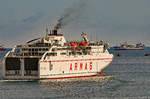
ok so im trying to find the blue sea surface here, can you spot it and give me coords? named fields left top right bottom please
left=0, top=48, right=150, bottom=99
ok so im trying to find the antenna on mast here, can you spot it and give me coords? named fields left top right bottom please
left=46, top=25, right=49, bottom=35
left=81, top=32, right=89, bottom=43
left=48, top=25, right=51, bottom=34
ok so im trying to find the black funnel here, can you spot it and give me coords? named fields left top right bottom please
left=53, top=30, right=57, bottom=35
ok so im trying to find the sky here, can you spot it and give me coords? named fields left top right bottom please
left=0, top=0, right=150, bottom=47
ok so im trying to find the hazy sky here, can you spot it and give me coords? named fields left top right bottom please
left=0, top=0, right=150, bottom=47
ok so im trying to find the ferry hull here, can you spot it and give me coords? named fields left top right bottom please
left=2, top=55, right=113, bottom=80
left=39, top=55, right=113, bottom=80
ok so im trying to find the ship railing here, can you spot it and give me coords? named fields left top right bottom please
left=5, top=70, right=38, bottom=76
left=7, top=51, right=45, bottom=57
left=7, top=52, right=23, bottom=57
left=5, top=70, right=21, bottom=76
left=24, top=70, right=38, bottom=76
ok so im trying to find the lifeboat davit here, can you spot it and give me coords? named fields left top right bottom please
left=79, top=42, right=88, bottom=46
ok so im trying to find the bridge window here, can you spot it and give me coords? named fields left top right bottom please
left=60, top=53, right=67, bottom=55
left=46, top=53, right=57, bottom=56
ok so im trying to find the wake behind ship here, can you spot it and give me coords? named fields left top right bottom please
left=2, top=28, right=113, bottom=80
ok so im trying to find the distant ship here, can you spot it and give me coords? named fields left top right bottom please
left=0, top=44, right=5, bottom=51
left=113, top=42, right=145, bottom=50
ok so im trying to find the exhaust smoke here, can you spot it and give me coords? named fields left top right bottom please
left=54, top=0, right=89, bottom=30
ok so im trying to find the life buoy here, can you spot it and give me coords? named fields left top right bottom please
left=117, top=52, right=121, bottom=56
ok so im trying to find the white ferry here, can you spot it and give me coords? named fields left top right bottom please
left=2, top=29, right=113, bottom=80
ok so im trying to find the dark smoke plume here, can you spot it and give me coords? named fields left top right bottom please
left=54, top=0, right=88, bottom=30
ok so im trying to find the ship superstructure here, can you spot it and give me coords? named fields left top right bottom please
left=2, top=29, right=113, bottom=80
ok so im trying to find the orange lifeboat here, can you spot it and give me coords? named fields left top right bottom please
left=79, top=42, right=88, bottom=46
left=70, top=42, right=80, bottom=50
left=70, top=42, right=78, bottom=47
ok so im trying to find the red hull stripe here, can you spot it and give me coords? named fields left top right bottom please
left=56, top=35, right=63, bottom=37
left=40, top=58, right=113, bottom=63
left=0, top=48, right=5, bottom=50
left=42, top=75, right=99, bottom=79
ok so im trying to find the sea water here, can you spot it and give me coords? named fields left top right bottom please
left=0, top=48, right=150, bottom=99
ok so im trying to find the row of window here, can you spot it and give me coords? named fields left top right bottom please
left=45, top=51, right=90, bottom=57
left=21, top=48, right=49, bottom=52
left=23, top=53, right=44, bottom=56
